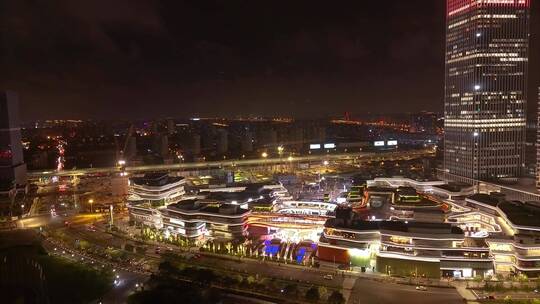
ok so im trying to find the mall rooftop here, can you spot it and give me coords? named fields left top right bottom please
left=167, top=199, right=250, bottom=216
left=467, top=193, right=540, bottom=228
left=325, top=218, right=463, bottom=235
left=498, top=201, right=540, bottom=228
left=130, top=172, right=184, bottom=187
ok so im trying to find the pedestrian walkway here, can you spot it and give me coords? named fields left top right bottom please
left=452, top=282, right=480, bottom=304
left=342, top=277, right=357, bottom=303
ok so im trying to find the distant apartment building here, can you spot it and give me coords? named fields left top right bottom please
left=444, top=0, right=530, bottom=180
left=409, top=112, right=437, bottom=134
left=216, top=129, right=228, bottom=154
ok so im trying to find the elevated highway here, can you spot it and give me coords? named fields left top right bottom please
left=28, top=149, right=434, bottom=178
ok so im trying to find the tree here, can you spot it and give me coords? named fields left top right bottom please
left=235, top=275, right=244, bottom=285
left=158, top=261, right=176, bottom=276
left=193, top=268, right=216, bottom=285
left=220, top=275, right=237, bottom=288
left=473, top=276, right=484, bottom=288
left=327, top=291, right=345, bottom=304
left=225, top=243, right=233, bottom=254
left=283, top=283, right=298, bottom=297
left=305, top=286, right=320, bottom=301
left=77, top=240, right=91, bottom=251
left=318, top=286, right=328, bottom=299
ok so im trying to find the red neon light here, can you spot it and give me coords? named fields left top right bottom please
left=447, top=0, right=530, bottom=17
left=0, top=149, right=12, bottom=159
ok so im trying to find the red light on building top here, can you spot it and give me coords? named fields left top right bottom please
left=447, top=0, right=530, bottom=17
left=0, top=149, right=12, bottom=159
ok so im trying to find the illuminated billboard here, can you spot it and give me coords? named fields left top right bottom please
left=387, top=140, right=398, bottom=146
left=309, top=144, right=321, bottom=150
left=374, top=141, right=385, bottom=147
left=323, top=143, right=336, bottom=149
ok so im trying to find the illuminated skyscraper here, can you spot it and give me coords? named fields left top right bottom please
left=444, top=0, right=530, bottom=180
left=537, top=87, right=540, bottom=188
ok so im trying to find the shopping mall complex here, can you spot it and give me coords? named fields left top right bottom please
left=127, top=173, right=540, bottom=279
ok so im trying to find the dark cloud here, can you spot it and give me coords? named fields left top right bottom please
left=0, top=0, right=538, bottom=121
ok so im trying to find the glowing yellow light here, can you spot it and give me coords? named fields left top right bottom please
left=348, top=248, right=370, bottom=258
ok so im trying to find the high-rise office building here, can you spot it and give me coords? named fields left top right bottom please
left=537, top=87, right=540, bottom=188
left=444, top=0, right=530, bottom=180
left=0, top=91, right=27, bottom=186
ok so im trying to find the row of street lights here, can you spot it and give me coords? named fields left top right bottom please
left=260, top=146, right=331, bottom=165
left=261, top=146, right=293, bottom=161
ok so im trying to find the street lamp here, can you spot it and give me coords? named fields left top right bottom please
left=261, top=152, right=268, bottom=158
left=88, top=199, right=94, bottom=213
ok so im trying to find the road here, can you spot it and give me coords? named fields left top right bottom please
left=100, top=270, right=147, bottom=304
left=28, top=149, right=433, bottom=178
left=347, top=277, right=463, bottom=304
left=17, top=212, right=103, bottom=229
left=194, top=254, right=463, bottom=304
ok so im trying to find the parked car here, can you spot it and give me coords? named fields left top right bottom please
left=415, top=286, right=427, bottom=291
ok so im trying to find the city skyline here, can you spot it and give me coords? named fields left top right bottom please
left=3, top=1, right=540, bottom=304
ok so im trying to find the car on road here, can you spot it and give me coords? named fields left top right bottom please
left=323, top=274, right=334, bottom=280
left=415, top=286, right=427, bottom=291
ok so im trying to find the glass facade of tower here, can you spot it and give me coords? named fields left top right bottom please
left=444, top=0, right=530, bottom=180
left=537, top=87, right=540, bottom=188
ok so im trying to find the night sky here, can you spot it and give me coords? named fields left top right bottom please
left=1, top=0, right=539, bottom=121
